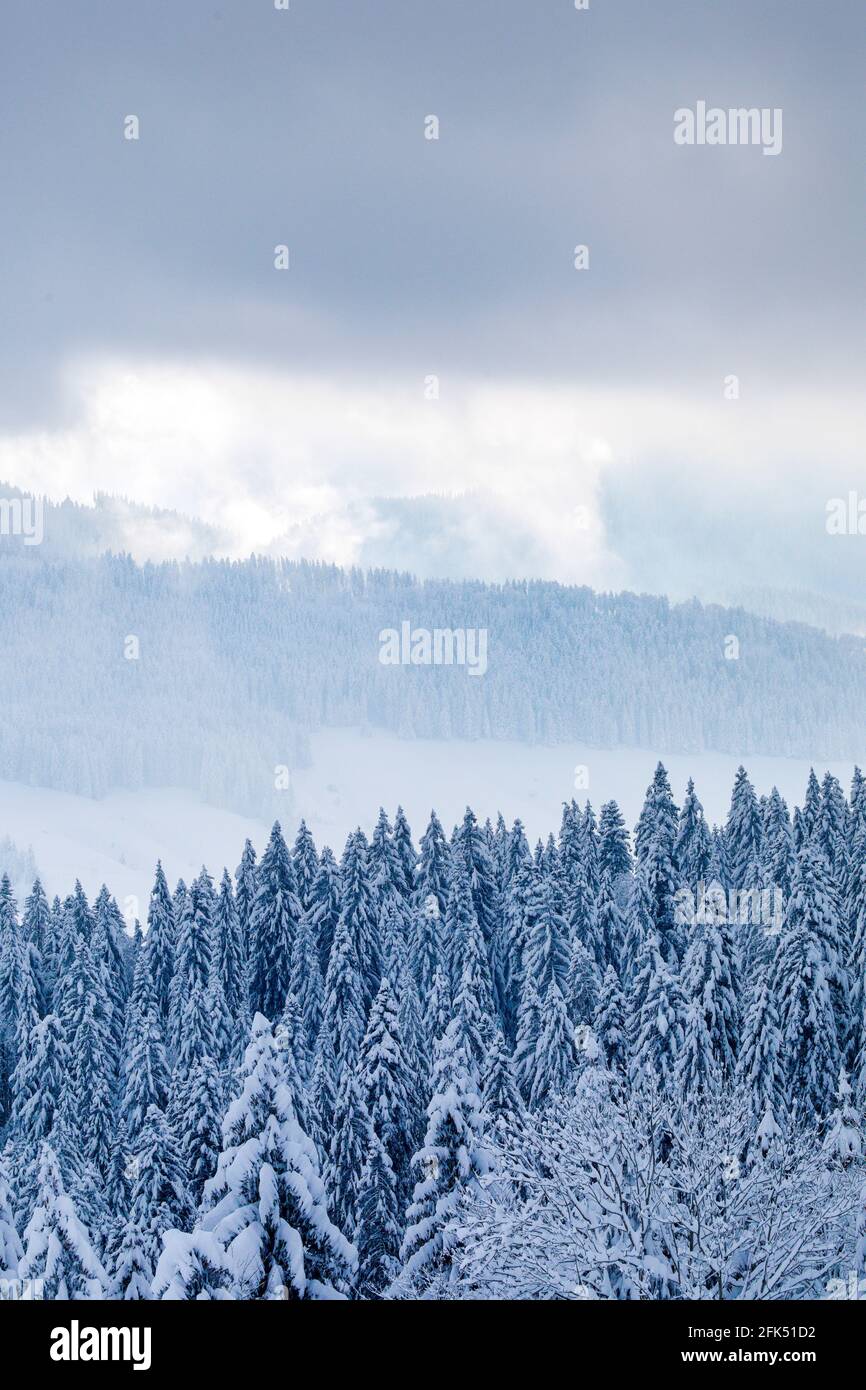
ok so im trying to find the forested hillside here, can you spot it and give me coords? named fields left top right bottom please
left=2, top=545, right=865, bottom=817
left=0, top=763, right=864, bottom=1300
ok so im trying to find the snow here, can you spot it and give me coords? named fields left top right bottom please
left=0, top=731, right=859, bottom=911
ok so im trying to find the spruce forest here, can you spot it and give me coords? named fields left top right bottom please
left=1, top=761, right=865, bottom=1301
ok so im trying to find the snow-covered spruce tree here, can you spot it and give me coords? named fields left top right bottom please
left=307, top=844, right=342, bottom=978
left=121, top=955, right=170, bottom=1144
left=599, top=799, right=632, bottom=883
left=292, top=819, right=320, bottom=914
left=234, top=837, right=258, bottom=964
left=338, top=829, right=381, bottom=1012
left=675, top=1001, right=722, bottom=1101
left=181, top=1055, right=224, bottom=1205
left=309, top=1023, right=338, bottom=1162
left=359, top=975, right=415, bottom=1206
left=762, top=787, right=795, bottom=901
left=152, top=1228, right=233, bottom=1299
left=529, top=980, right=577, bottom=1110
left=0, top=1151, right=22, bottom=1275
left=211, top=869, right=245, bottom=1022
left=522, top=865, right=570, bottom=999
left=772, top=840, right=844, bottom=1122
left=822, top=1069, right=862, bottom=1168
left=594, top=870, right=625, bottom=976
left=414, top=811, right=451, bottom=920
left=566, top=934, right=600, bottom=1027
left=144, top=861, right=175, bottom=1026
left=119, top=1102, right=193, bottom=1292
left=674, top=778, right=712, bottom=888
left=736, top=970, right=786, bottom=1120
left=0, top=889, right=22, bottom=1128
left=18, top=1143, right=107, bottom=1299
left=392, top=806, right=418, bottom=900
left=513, top=974, right=543, bottom=1103
left=247, top=823, right=302, bottom=1022
left=479, top=1030, right=524, bottom=1133
left=370, top=807, right=410, bottom=906
left=326, top=1065, right=372, bottom=1241
left=289, top=909, right=324, bottom=1058
left=355, top=1131, right=401, bottom=1299
left=197, top=1014, right=355, bottom=1299
left=620, top=865, right=652, bottom=983
left=276, top=992, right=312, bottom=1124
left=578, top=802, right=600, bottom=895
left=635, top=764, right=684, bottom=964
left=169, top=870, right=213, bottom=1057
left=594, top=964, right=628, bottom=1073
left=725, top=766, right=764, bottom=891
left=322, top=913, right=367, bottom=1076
left=452, top=807, right=501, bottom=984
left=680, top=908, right=740, bottom=1078
left=629, top=930, right=686, bottom=1092
left=394, top=1018, right=488, bottom=1296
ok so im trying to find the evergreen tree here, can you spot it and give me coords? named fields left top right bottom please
left=674, top=779, right=712, bottom=887
left=725, top=767, right=764, bottom=891
left=355, top=1132, right=401, bottom=1299
left=322, top=916, right=366, bottom=1075
left=772, top=841, right=843, bottom=1122
left=307, top=845, right=342, bottom=978
left=396, top=1020, right=487, bottom=1293
left=594, top=965, right=628, bottom=1073
left=234, top=838, right=258, bottom=963
left=528, top=980, right=577, bottom=1110
left=338, top=830, right=381, bottom=1011
left=599, top=800, right=632, bottom=882
left=248, top=824, right=302, bottom=1022
left=359, top=976, right=415, bottom=1205
left=292, top=820, right=320, bottom=913
left=737, top=971, right=785, bottom=1119
left=18, top=1143, right=107, bottom=1299
left=566, top=936, right=600, bottom=1026
left=414, top=811, right=451, bottom=919
left=199, top=1014, right=355, bottom=1299
left=144, top=862, right=175, bottom=1025
left=327, top=1066, right=372, bottom=1238
left=392, top=806, right=418, bottom=900
left=0, top=1152, right=22, bottom=1275
left=211, top=870, right=245, bottom=1021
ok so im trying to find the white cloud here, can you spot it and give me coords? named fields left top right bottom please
left=0, top=354, right=863, bottom=588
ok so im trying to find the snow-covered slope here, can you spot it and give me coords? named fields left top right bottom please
left=0, top=729, right=856, bottom=914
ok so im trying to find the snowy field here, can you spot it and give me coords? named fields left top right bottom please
left=0, top=728, right=858, bottom=914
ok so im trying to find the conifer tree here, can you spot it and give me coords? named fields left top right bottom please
left=292, top=819, right=320, bottom=913
left=247, top=824, right=302, bottom=1022
left=529, top=980, right=577, bottom=1110
left=327, top=1066, right=372, bottom=1238
left=307, top=845, right=342, bottom=978
left=355, top=1131, right=401, bottom=1299
left=144, top=861, right=175, bottom=1025
left=234, top=838, right=258, bottom=963
left=359, top=976, right=415, bottom=1205
left=338, top=830, right=381, bottom=1011
left=18, top=1143, right=107, bottom=1299
left=397, top=1020, right=487, bottom=1294
left=392, top=806, right=418, bottom=900
left=198, top=1014, right=355, bottom=1299
left=594, top=965, right=628, bottom=1073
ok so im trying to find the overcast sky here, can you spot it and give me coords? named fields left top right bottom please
left=1, top=0, right=864, bottom=597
